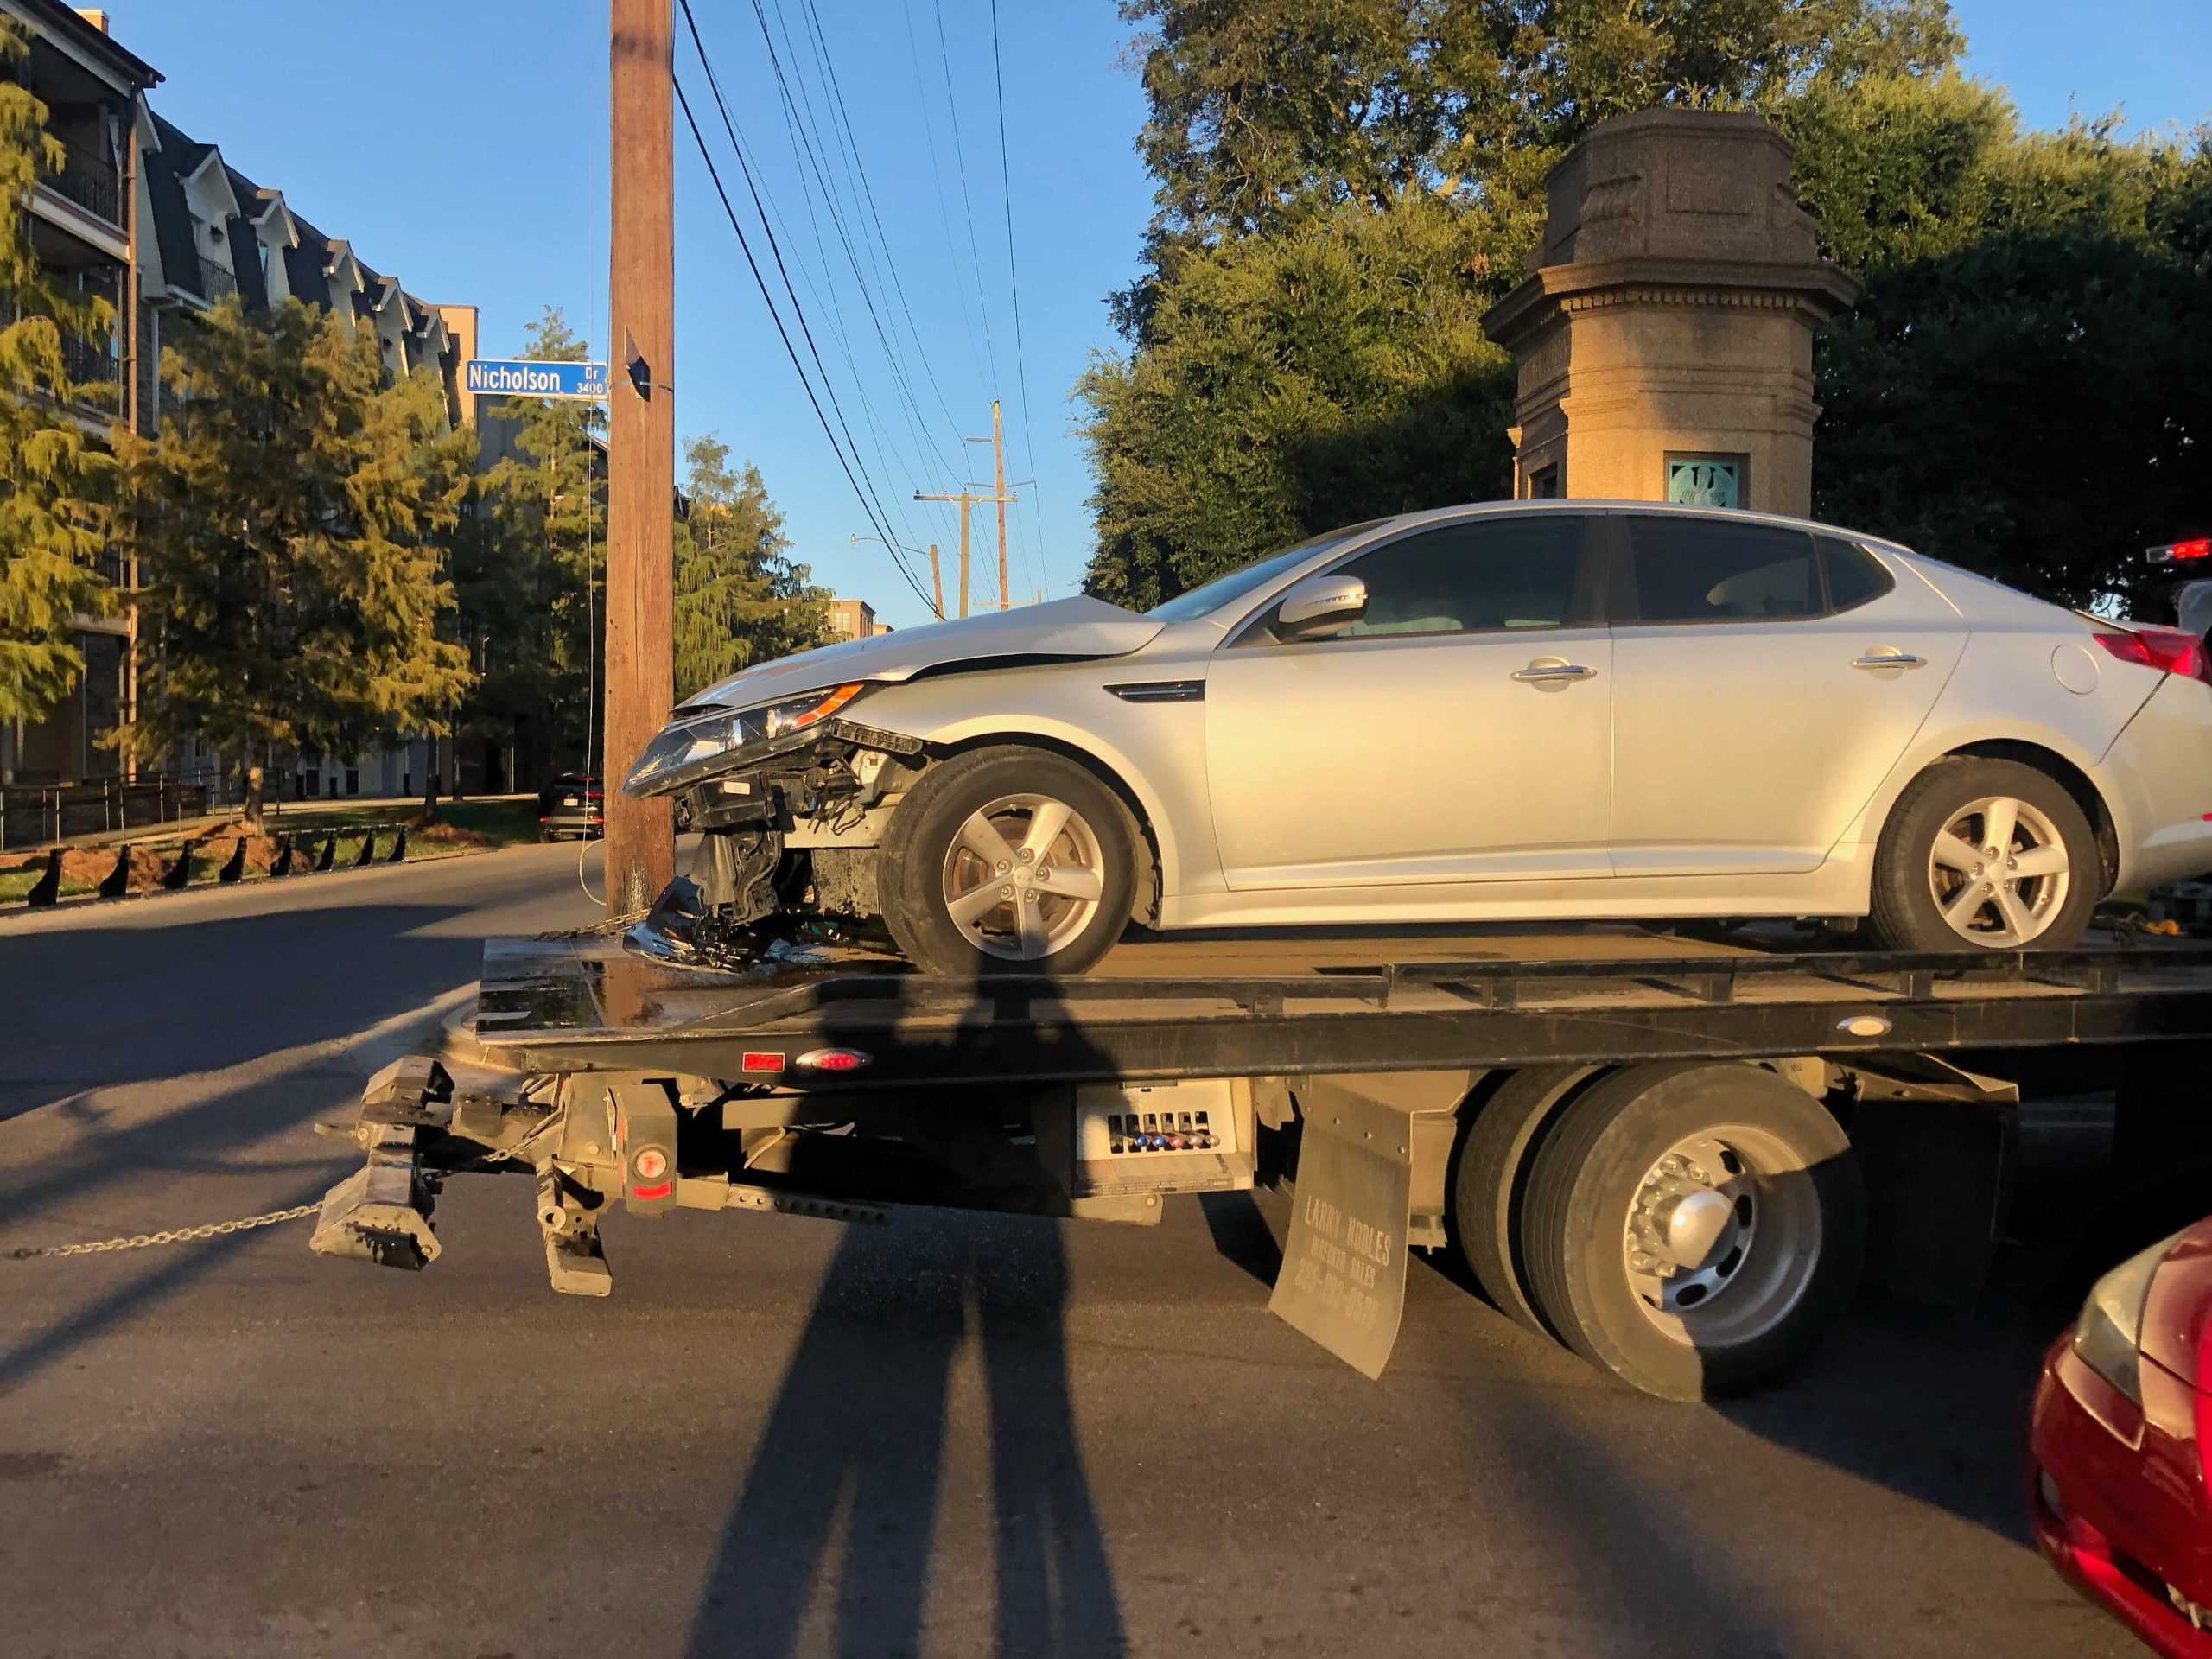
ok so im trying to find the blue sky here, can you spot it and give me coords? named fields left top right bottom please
left=112, top=1, right=2211, bottom=629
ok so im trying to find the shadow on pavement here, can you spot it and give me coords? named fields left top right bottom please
left=685, top=1215, right=1124, bottom=1659
left=0, top=905, right=485, bottom=1116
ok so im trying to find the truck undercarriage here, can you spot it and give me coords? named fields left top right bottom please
left=308, top=923, right=2212, bottom=1400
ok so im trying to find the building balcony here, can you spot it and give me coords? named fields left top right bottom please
left=42, top=135, right=121, bottom=227
left=179, top=255, right=237, bottom=306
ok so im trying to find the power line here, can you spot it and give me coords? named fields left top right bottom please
left=671, top=69, right=933, bottom=612
left=987, top=0, right=1048, bottom=599
left=677, top=1, right=944, bottom=607
left=933, top=0, right=1000, bottom=391
left=753, top=0, right=963, bottom=492
left=796, top=0, right=968, bottom=442
left=900, top=0, right=991, bottom=409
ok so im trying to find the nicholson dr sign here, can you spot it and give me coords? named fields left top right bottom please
left=463, top=359, right=609, bottom=401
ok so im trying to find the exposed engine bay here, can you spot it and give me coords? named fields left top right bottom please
left=635, top=715, right=924, bottom=970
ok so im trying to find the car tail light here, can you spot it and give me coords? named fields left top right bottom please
left=2094, top=627, right=2212, bottom=685
left=2072, top=1231, right=2183, bottom=1403
left=2147, top=537, right=2212, bottom=566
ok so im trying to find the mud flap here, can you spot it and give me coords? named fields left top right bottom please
left=1266, top=1080, right=1411, bottom=1378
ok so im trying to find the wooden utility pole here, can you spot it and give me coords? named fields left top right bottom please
left=991, top=398, right=1007, bottom=611
left=605, top=0, right=676, bottom=916
left=918, top=400, right=1020, bottom=620
left=928, top=543, right=943, bottom=622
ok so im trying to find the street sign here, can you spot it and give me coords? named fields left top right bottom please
left=463, top=358, right=609, bottom=401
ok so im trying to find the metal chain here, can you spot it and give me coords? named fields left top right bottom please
left=6, top=1202, right=323, bottom=1262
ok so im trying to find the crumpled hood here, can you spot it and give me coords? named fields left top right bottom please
left=679, top=594, right=1164, bottom=711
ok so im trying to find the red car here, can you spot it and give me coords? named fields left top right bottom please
left=2031, top=1216, right=2212, bottom=1656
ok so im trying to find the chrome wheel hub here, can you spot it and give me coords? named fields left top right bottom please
left=941, top=793, right=1106, bottom=961
left=1926, top=795, right=2070, bottom=947
left=1621, top=1125, right=1822, bottom=1347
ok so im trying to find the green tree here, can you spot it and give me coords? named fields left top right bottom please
left=1810, top=121, right=2212, bottom=612
left=1081, top=195, right=1516, bottom=612
left=118, top=297, right=474, bottom=824
left=1087, top=1, right=2211, bottom=613
left=468, top=307, right=605, bottom=783
left=1114, top=0, right=1961, bottom=333
left=0, top=15, right=118, bottom=728
left=672, top=434, right=827, bottom=697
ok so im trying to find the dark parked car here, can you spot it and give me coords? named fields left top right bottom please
left=2031, top=1213, right=2212, bottom=1656
left=537, top=774, right=603, bottom=842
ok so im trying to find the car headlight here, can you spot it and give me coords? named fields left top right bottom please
left=2071, top=1229, right=2183, bottom=1403
left=621, top=683, right=867, bottom=798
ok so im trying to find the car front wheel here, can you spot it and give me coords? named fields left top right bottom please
left=877, top=746, right=1137, bottom=976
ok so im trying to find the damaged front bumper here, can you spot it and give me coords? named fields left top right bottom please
left=628, top=713, right=921, bottom=832
left=627, top=715, right=925, bottom=969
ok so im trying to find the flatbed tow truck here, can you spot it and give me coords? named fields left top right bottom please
left=308, top=917, right=2212, bottom=1402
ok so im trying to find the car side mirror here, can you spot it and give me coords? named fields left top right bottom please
left=1274, top=574, right=1367, bottom=640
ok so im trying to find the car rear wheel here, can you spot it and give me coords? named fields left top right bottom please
left=1867, top=758, right=2100, bottom=952
left=877, top=747, right=1137, bottom=976
left=1518, top=1061, right=1864, bottom=1401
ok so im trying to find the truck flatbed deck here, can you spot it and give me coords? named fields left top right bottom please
left=474, top=925, right=2212, bottom=1084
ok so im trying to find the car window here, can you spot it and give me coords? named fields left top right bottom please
left=1313, top=516, right=1587, bottom=639
left=1619, top=517, right=1820, bottom=624
left=1818, top=536, right=1894, bottom=613
left=1143, top=520, right=1387, bottom=622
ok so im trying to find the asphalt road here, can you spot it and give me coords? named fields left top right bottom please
left=0, top=846, right=2131, bottom=1658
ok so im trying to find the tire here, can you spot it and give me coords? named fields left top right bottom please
left=1518, top=1061, right=1865, bottom=1402
left=877, top=746, right=1138, bottom=976
left=1451, top=1065, right=1605, bottom=1336
left=1867, top=758, right=2099, bottom=952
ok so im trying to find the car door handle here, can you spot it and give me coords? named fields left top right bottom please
left=1851, top=652, right=1926, bottom=670
left=1510, top=663, right=1598, bottom=682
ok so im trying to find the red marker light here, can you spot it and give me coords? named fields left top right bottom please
left=632, top=1147, right=669, bottom=1182
left=741, top=1052, right=786, bottom=1073
left=2149, top=537, right=2212, bottom=564
left=795, top=1048, right=871, bottom=1074
left=630, top=1180, right=672, bottom=1201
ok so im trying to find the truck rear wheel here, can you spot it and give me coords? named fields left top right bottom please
left=1518, top=1062, right=1864, bottom=1402
left=1452, top=1065, right=1604, bottom=1336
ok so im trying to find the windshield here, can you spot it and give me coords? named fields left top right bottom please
left=1143, top=521, right=1387, bottom=622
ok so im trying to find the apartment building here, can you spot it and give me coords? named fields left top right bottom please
left=0, top=0, right=467, bottom=798
left=0, top=0, right=155, bottom=786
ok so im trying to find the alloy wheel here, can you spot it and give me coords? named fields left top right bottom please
left=1924, top=795, right=2071, bottom=947
left=939, top=792, right=1108, bottom=961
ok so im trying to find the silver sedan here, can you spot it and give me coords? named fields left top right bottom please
left=625, top=502, right=2212, bottom=974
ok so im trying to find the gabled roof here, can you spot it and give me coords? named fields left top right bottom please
left=225, top=215, right=267, bottom=310
left=139, top=117, right=201, bottom=298
left=282, top=215, right=332, bottom=309
left=13, top=0, right=162, bottom=90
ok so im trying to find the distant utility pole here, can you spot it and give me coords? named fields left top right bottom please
left=991, top=398, right=1007, bottom=612
left=917, top=398, right=1020, bottom=617
left=605, top=0, right=676, bottom=916
left=850, top=534, right=944, bottom=622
